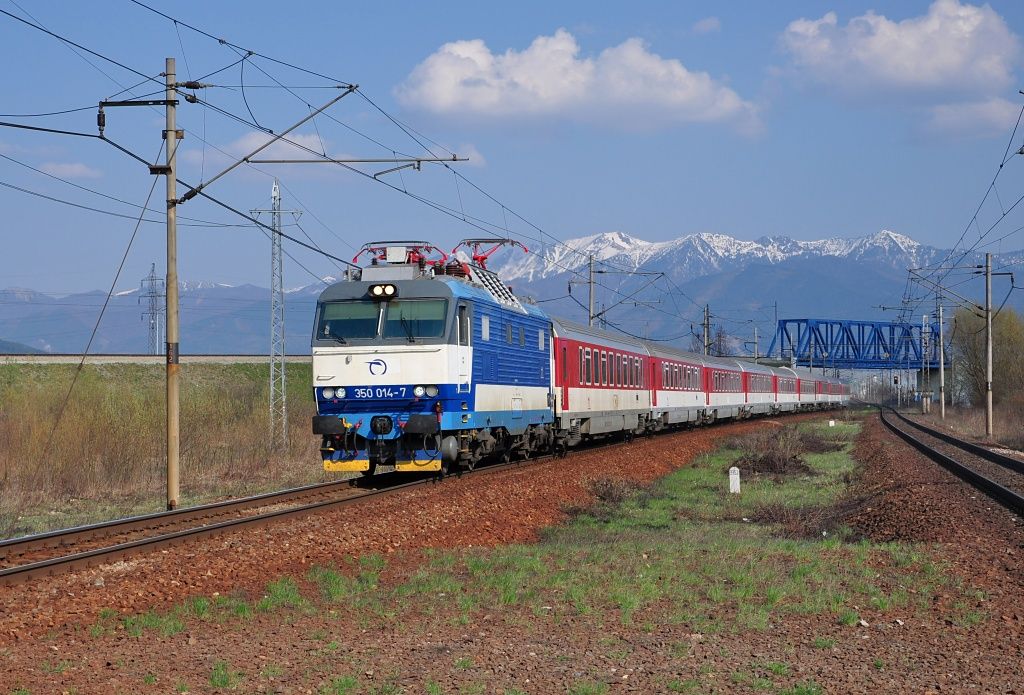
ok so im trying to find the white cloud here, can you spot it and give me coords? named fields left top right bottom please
left=781, top=0, right=1020, bottom=96
left=692, top=17, right=721, bottom=35
left=396, top=29, right=759, bottom=133
left=231, top=131, right=330, bottom=160
left=926, top=97, right=1021, bottom=136
left=38, top=162, right=101, bottom=179
left=455, top=143, right=486, bottom=168
left=181, top=131, right=330, bottom=166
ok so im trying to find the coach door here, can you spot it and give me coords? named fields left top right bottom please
left=457, top=303, right=471, bottom=393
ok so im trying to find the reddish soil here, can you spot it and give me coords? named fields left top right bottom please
left=3, top=411, right=1024, bottom=693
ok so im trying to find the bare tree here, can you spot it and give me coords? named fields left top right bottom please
left=712, top=325, right=730, bottom=357
left=949, top=307, right=1024, bottom=406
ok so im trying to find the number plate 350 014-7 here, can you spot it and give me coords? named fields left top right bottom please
left=350, top=386, right=409, bottom=399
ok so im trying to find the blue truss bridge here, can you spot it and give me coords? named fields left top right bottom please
left=765, top=318, right=945, bottom=370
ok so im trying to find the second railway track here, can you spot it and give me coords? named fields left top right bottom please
left=879, top=407, right=1024, bottom=516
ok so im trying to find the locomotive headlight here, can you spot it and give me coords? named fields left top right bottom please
left=424, top=385, right=438, bottom=397
left=336, top=387, right=346, bottom=399
left=322, top=387, right=336, bottom=399
left=413, top=385, right=426, bottom=398
left=369, top=284, right=397, bottom=300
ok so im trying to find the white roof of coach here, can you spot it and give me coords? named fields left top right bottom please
left=549, top=317, right=650, bottom=354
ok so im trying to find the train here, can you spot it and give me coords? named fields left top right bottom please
left=311, top=240, right=849, bottom=475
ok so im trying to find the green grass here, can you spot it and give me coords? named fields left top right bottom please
left=568, top=682, right=609, bottom=695
left=122, top=610, right=184, bottom=637
left=321, top=675, right=359, bottom=694
left=257, top=577, right=307, bottom=612
left=812, top=636, right=836, bottom=649
left=209, top=660, right=242, bottom=689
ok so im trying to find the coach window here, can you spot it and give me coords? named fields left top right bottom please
left=585, top=348, right=592, bottom=384
left=600, top=352, right=606, bottom=385
left=481, top=315, right=490, bottom=341
left=458, top=305, right=470, bottom=346
left=561, top=346, right=567, bottom=382
left=578, top=347, right=583, bottom=385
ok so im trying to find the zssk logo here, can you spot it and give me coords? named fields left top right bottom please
left=367, top=359, right=388, bottom=376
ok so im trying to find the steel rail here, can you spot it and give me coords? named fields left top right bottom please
left=0, top=477, right=368, bottom=562
left=879, top=409, right=1024, bottom=517
left=0, top=477, right=428, bottom=586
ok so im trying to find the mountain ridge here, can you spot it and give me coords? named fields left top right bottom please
left=1, top=230, right=1020, bottom=353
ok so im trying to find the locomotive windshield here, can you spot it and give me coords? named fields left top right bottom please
left=381, top=299, right=448, bottom=339
left=317, top=301, right=380, bottom=340
left=316, top=299, right=449, bottom=342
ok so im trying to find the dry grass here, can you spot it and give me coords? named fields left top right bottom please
left=919, top=397, right=1024, bottom=451
left=0, top=362, right=327, bottom=538
left=727, top=428, right=814, bottom=477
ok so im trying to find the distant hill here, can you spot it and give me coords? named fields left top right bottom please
left=0, top=338, right=43, bottom=354
left=1, top=230, right=1020, bottom=354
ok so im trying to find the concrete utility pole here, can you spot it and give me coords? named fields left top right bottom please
left=921, top=313, right=929, bottom=415
left=985, top=252, right=993, bottom=438
left=703, top=305, right=710, bottom=356
left=938, top=304, right=945, bottom=420
left=165, top=57, right=180, bottom=510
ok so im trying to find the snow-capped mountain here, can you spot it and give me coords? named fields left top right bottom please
left=490, top=229, right=935, bottom=284
left=1, top=230, right=1021, bottom=353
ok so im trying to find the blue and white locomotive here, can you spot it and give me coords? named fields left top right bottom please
left=312, top=240, right=554, bottom=474
left=311, top=240, right=849, bottom=475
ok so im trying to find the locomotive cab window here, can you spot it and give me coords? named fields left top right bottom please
left=317, top=300, right=381, bottom=341
left=381, top=299, right=449, bottom=340
left=457, top=305, right=470, bottom=346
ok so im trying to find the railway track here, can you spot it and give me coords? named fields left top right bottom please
left=0, top=410, right=839, bottom=587
left=879, top=407, right=1024, bottom=516
left=0, top=441, right=583, bottom=587
left=0, top=475, right=422, bottom=587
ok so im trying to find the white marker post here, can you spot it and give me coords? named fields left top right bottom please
left=729, top=466, right=741, bottom=494
left=829, top=419, right=835, bottom=427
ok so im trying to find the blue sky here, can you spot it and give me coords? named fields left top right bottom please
left=3, top=0, right=1024, bottom=294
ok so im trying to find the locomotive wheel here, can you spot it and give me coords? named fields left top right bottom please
left=360, top=461, right=378, bottom=477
